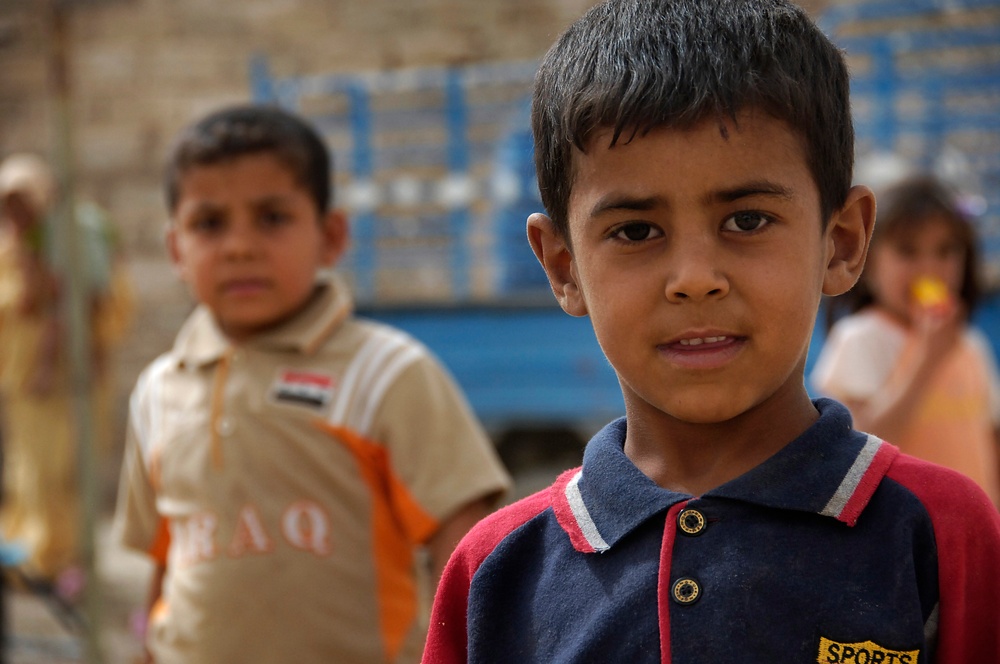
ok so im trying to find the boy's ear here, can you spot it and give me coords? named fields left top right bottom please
left=320, top=209, right=350, bottom=266
left=165, top=224, right=188, bottom=280
left=526, top=212, right=587, bottom=316
left=822, top=185, right=876, bottom=297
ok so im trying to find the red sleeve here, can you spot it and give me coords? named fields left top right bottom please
left=422, top=488, right=553, bottom=664
left=887, top=455, right=1000, bottom=662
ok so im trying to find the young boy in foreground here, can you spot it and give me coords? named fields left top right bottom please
left=114, top=105, right=511, bottom=663
left=422, top=1, right=1000, bottom=661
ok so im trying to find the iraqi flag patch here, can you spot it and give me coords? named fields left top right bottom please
left=271, top=370, right=336, bottom=408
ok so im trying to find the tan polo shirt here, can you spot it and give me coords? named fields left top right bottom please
left=114, top=277, right=511, bottom=664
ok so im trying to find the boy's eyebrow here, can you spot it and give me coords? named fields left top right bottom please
left=181, top=193, right=291, bottom=213
left=252, top=194, right=294, bottom=206
left=588, top=180, right=796, bottom=218
left=588, top=194, right=664, bottom=218
left=174, top=199, right=223, bottom=218
left=706, top=180, right=795, bottom=204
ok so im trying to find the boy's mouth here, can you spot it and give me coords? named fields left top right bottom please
left=658, top=333, right=746, bottom=369
left=677, top=335, right=729, bottom=347
left=665, top=329, right=741, bottom=347
left=222, top=278, right=270, bottom=295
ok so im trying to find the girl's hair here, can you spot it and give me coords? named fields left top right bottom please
left=826, top=174, right=981, bottom=328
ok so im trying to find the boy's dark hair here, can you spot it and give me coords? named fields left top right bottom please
left=532, top=0, right=853, bottom=238
left=826, top=174, right=981, bottom=327
left=165, top=104, right=331, bottom=215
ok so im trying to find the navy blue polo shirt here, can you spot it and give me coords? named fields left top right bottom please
left=424, top=399, right=1000, bottom=664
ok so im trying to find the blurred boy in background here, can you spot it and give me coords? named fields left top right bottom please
left=114, top=104, right=510, bottom=663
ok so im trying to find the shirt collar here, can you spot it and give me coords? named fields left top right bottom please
left=551, top=399, right=898, bottom=554
left=171, top=274, right=354, bottom=369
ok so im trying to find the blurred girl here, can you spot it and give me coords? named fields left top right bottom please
left=813, top=174, right=1000, bottom=507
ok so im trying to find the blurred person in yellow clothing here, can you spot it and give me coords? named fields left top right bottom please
left=0, top=152, right=133, bottom=596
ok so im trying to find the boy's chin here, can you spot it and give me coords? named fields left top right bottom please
left=218, top=315, right=291, bottom=342
left=666, top=405, right=748, bottom=426
left=656, top=391, right=776, bottom=426
left=655, top=382, right=813, bottom=431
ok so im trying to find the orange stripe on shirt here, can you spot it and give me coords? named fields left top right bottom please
left=148, top=516, right=171, bottom=565
left=317, top=421, right=439, bottom=662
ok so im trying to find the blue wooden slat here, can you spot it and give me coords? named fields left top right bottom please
left=821, top=0, right=1000, bottom=32
left=444, top=69, right=471, bottom=299
left=346, top=83, right=376, bottom=301
left=839, top=26, right=1000, bottom=53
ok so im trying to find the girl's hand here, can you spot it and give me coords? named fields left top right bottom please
left=911, top=296, right=962, bottom=365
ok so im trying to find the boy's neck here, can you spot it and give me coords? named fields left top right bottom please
left=216, top=282, right=327, bottom=346
left=622, top=384, right=819, bottom=497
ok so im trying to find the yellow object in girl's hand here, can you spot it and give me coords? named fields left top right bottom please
left=911, top=275, right=951, bottom=309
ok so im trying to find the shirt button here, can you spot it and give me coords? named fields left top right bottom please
left=216, top=417, right=235, bottom=437
left=672, top=577, right=701, bottom=605
left=678, top=508, right=707, bottom=536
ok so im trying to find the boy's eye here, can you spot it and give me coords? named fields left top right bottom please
left=722, top=211, right=771, bottom=233
left=612, top=222, right=662, bottom=242
left=259, top=209, right=291, bottom=228
left=191, top=214, right=224, bottom=233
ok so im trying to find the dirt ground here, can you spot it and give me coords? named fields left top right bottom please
left=4, top=517, right=152, bottom=664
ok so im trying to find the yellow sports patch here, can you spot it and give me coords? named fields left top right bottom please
left=817, top=637, right=919, bottom=663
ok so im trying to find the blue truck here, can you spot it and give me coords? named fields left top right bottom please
left=251, top=0, right=1000, bottom=452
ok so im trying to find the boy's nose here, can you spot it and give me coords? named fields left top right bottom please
left=666, top=280, right=728, bottom=303
left=664, top=245, right=730, bottom=303
left=220, top=227, right=259, bottom=258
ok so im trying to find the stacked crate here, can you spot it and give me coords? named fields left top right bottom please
left=252, top=57, right=541, bottom=304
left=822, top=0, right=1000, bottom=284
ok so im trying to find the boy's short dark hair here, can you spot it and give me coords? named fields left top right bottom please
left=165, top=104, right=331, bottom=215
left=532, top=0, right=853, bottom=237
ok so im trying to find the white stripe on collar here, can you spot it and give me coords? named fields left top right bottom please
left=566, top=469, right=610, bottom=552
left=820, top=433, right=883, bottom=520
